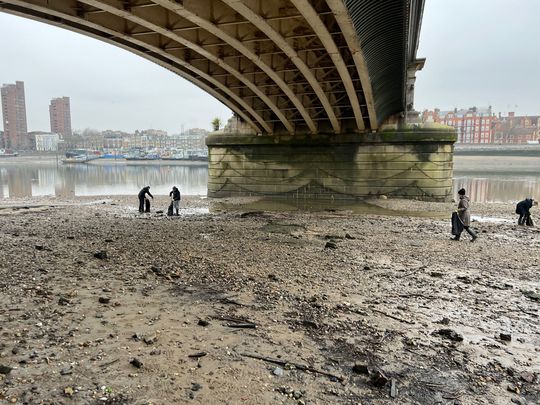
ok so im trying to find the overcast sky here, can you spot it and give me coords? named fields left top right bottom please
left=1, top=0, right=540, bottom=133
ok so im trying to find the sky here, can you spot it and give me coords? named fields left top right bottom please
left=415, top=0, right=540, bottom=115
left=1, top=0, right=540, bottom=133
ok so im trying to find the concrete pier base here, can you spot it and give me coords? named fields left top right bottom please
left=206, top=127, right=457, bottom=201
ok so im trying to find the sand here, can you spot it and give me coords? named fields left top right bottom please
left=0, top=195, right=539, bottom=404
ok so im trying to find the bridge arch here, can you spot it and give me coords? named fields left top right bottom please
left=0, top=0, right=424, bottom=135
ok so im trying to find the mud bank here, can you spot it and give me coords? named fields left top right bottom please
left=0, top=196, right=539, bottom=405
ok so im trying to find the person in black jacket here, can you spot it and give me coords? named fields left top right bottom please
left=138, top=186, right=153, bottom=213
left=169, top=186, right=181, bottom=216
left=516, top=198, right=538, bottom=226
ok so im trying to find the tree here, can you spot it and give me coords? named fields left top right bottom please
left=211, top=117, right=222, bottom=132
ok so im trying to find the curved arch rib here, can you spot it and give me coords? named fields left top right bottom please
left=150, top=0, right=316, bottom=134
left=0, top=0, right=263, bottom=133
left=325, top=0, right=377, bottom=130
left=290, top=0, right=365, bottom=131
left=220, top=0, right=339, bottom=133
left=78, top=0, right=292, bottom=133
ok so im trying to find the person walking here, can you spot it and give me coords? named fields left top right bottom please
left=169, top=186, right=181, bottom=216
left=452, top=188, right=478, bottom=242
left=138, top=186, right=153, bottom=213
left=516, top=198, right=537, bottom=226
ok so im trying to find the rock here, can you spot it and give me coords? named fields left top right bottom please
left=345, top=233, right=356, bottom=240
left=432, top=328, right=463, bottom=342
left=98, top=297, right=110, bottom=304
left=520, top=371, right=535, bottom=383
left=352, top=363, right=369, bottom=375
left=156, top=210, right=164, bottom=214
left=302, top=319, right=319, bottom=329
left=430, top=272, right=444, bottom=278
left=273, top=367, right=284, bottom=376
left=507, top=384, right=520, bottom=394
left=293, top=390, right=303, bottom=399
left=93, top=250, right=108, bottom=260
left=325, top=240, right=337, bottom=249
left=370, top=370, right=389, bottom=387
left=143, top=333, right=158, bottom=345
left=35, top=245, right=44, bottom=250
left=188, top=352, right=207, bottom=358
left=58, top=297, right=70, bottom=306
left=390, top=379, right=397, bottom=398
left=191, top=382, right=203, bottom=391
left=277, top=386, right=294, bottom=395
left=0, top=365, right=13, bottom=374
left=436, top=317, right=451, bottom=325
left=379, top=195, right=388, bottom=200
left=197, top=319, right=209, bottom=327
left=499, top=333, right=512, bottom=342
left=150, top=349, right=161, bottom=356
left=521, top=290, right=540, bottom=301
left=268, top=274, right=279, bottom=281
left=130, top=358, right=143, bottom=368
left=64, top=387, right=74, bottom=397
left=60, top=368, right=73, bottom=375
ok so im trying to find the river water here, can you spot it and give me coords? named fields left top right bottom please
left=0, top=155, right=539, bottom=203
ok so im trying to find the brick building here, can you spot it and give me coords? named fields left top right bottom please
left=49, top=97, right=72, bottom=137
left=423, top=107, right=495, bottom=144
left=492, top=113, right=539, bottom=144
left=1, top=81, right=29, bottom=150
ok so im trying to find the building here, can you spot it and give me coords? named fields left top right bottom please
left=1, top=81, right=29, bottom=150
left=49, top=96, right=72, bottom=137
left=492, top=113, right=539, bottom=144
left=422, top=107, right=495, bottom=144
left=29, top=131, right=60, bottom=151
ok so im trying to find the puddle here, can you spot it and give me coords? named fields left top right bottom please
left=211, top=198, right=448, bottom=219
left=471, top=215, right=514, bottom=224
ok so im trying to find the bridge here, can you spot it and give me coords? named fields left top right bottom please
left=0, top=0, right=456, bottom=200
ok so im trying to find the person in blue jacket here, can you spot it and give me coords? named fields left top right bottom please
left=516, top=198, right=537, bottom=226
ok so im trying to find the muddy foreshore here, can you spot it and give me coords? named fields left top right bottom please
left=0, top=196, right=539, bottom=405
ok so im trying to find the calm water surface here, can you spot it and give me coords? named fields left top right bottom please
left=0, top=158, right=539, bottom=203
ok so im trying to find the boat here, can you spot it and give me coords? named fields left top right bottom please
left=62, top=155, right=90, bottom=164
left=125, top=152, right=161, bottom=160
left=62, top=154, right=100, bottom=164
left=65, top=149, right=101, bottom=158
left=0, top=149, right=19, bottom=157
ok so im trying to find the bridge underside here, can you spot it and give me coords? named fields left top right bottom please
left=1, top=0, right=455, bottom=201
left=0, top=0, right=424, bottom=135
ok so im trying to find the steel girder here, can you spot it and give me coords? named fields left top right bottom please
left=0, top=0, right=425, bottom=134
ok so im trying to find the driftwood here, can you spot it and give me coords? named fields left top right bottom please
left=240, top=352, right=344, bottom=382
left=99, top=358, right=119, bottom=368
left=227, top=323, right=257, bottom=329
left=372, top=309, right=415, bottom=325
left=212, top=315, right=257, bottom=328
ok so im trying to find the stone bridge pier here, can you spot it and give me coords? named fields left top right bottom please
left=207, top=127, right=457, bottom=201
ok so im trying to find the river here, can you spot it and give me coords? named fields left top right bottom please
left=0, top=155, right=539, bottom=202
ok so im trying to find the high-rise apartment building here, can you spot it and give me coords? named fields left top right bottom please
left=1, top=81, right=29, bottom=150
left=49, top=96, right=72, bottom=137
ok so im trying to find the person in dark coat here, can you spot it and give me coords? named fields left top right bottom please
left=452, top=188, right=477, bottom=242
left=138, top=186, right=153, bottom=213
left=169, top=186, right=181, bottom=216
left=516, top=198, right=537, bottom=226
